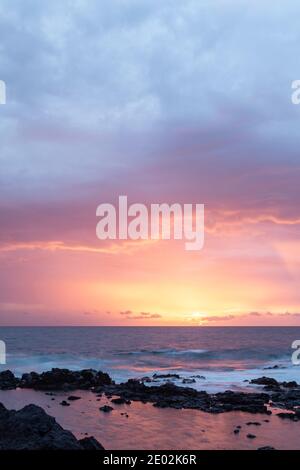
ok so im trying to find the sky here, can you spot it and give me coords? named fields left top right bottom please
left=0, top=0, right=300, bottom=326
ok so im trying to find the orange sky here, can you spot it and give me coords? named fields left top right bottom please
left=1, top=206, right=299, bottom=326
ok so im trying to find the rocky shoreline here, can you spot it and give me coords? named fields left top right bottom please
left=1, top=368, right=300, bottom=449
left=0, top=402, right=104, bottom=450
left=1, top=368, right=300, bottom=416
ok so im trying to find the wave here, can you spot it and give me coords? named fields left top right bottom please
left=116, top=348, right=208, bottom=358
left=115, top=347, right=291, bottom=362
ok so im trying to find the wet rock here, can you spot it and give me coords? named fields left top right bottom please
left=277, top=412, right=299, bottom=421
left=250, top=377, right=279, bottom=386
left=99, top=380, right=270, bottom=414
left=282, top=381, right=298, bottom=388
left=0, top=368, right=285, bottom=417
left=263, top=365, right=282, bottom=370
left=0, top=370, right=19, bottom=390
left=99, top=405, right=113, bottom=413
left=182, top=378, right=196, bottom=384
left=60, top=400, right=70, bottom=407
left=213, top=390, right=270, bottom=414
left=111, top=397, right=131, bottom=405
left=270, top=388, right=300, bottom=411
left=250, top=377, right=300, bottom=407
left=20, top=368, right=113, bottom=391
left=140, top=376, right=152, bottom=383
left=78, top=436, right=104, bottom=450
left=153, top=373, right=181, bottom=380
left=257, top=446, right=276, bottom=450
left=0, top=403, right=103, bottom=450
left=263, top=384, right=281, bottom=392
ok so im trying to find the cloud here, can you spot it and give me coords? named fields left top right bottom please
left=200, top=315, right=236, bottom=322
left=0, top=239, right=155, bottom=256
left=119, top=310, right=162, bottom=320
left=189, top=311, right=300, bottom=325
left=278, top=312, right=300, bottom=317
left=1, top=0, right=300, bottom=209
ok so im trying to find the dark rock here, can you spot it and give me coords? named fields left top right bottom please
left=233, top=429, right=240, bottom=434
left=140, top=376, right=152, bottom=383
left=99, top=405, right=113, bottom=413
left=97, top=380, right=270, bottom=414
left=0, top=367, right=279, bottom=417
left=257, top=446, right=276, bottom=450
left=20, top=368, right=113, bottom=391
left=250, top=377, right=279, bottom=386
left=68, top=395, right=81, bottom=401
left=277, top=412, right=299, bottom=421
left=182, top=378, right=196, bottom=384
left=60, top=400, right=70, bottom=407
left=246, top=421, right=261, bottom=426
left=78, top=436, right=104, bottom=450
left=214, top=390, right=270, bottom=414
left=153, top=373, right=181, bottom=380
left=282, top=381, right=298, bottom=388
left=247, top=434, right=256, bottom=439
left=0, top=370, right=19, bottom=390
left=0, top=403, right=103, bottom=450
left=263, top=384, right=281, bottom=392
left=271, top=388, right=300, bottom=411
left=250, top=376, right=299, bottom=410
left=111, top=397, right=131, bottom=405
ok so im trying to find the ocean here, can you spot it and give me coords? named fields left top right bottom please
left=0, top=326, right=299, bottom=392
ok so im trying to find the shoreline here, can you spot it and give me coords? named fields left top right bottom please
left=1, top=368, right=300, bottom=449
